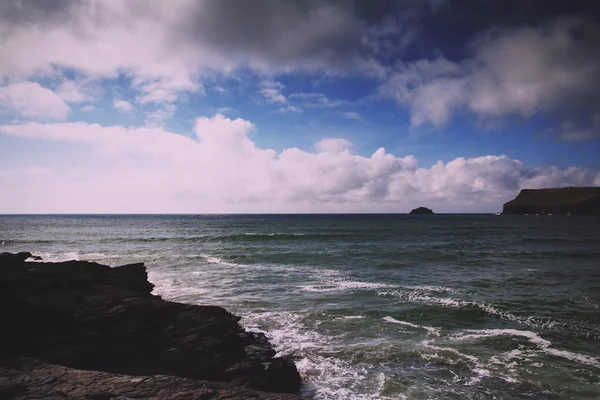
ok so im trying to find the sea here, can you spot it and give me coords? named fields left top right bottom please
left=1, top=214, right=599, bottom=400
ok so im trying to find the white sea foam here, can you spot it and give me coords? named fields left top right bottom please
left=301, top=280, right=391, bottom=293
left=403, top=285, right=461, bottom=295
left=382, top=316, right=441, bottom=336
left=420, top=339, right=479, bottom=363
left=419, top=339, right=522, bottom=386
left=244, top=232, right=310, bottom=236
left=377, top=289, right=561, bottom=331
left=467, top=368, right=493, bottom=385
left=300, top=285, right=340, bottom=293
left=199, top=254, right=238, bottom=267
left=453, top=329, right=600, bottom=368
left=26, top=251, right=122, bottom=263
left=28, top=251, right=81, bottom=262
left=241, top=311, right=395, bottom=400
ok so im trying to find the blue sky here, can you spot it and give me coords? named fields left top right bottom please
left=0, top=0, right=599, bottom=213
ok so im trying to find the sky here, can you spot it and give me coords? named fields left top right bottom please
left=1, top=0, right=600, bottom=214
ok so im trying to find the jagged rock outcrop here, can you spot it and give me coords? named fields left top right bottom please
left=409, top=207, right=434, bottom=214
left=502, top=187, right=600, bottom=215
left=0, top=252, right=302, bottom=398
left=0, top=358, right=299, bottom=400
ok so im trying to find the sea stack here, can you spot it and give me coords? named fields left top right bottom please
left=409, top=207, right=434, bottom=214
left=502, top=187, right=600, bottom=215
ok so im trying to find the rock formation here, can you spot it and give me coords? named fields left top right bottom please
left=502, top=187, right=600, bottom=215
left=0, top=358, right=299, bottom=400
left=0, top=252, right=302, bottom=399
left=409, top=207, right=434, bottom=214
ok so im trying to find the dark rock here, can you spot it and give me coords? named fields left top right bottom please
left=409, top=207, right=434, bottom=214
left=0, top=252, right=32, bottom=264
left=0, top=253, right=302, bottom=397
left=0, top=358, right=301, bottom=400
left=502, top=187, right=600, bottom=215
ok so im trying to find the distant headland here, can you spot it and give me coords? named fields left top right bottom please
left=502, top=187, right=600, bottom=215
left=409, top=207, right=434, bottom=215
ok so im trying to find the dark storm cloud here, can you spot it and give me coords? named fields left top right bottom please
left=3, top=0, right=600, bottom=66
left=185, top=1, right=362, bottom=68
left=382, top=15, right=600, bottom=139
left=418, top=0, right=600, bottom=60
left=2, top=0, right=600, bottom=140
left=0, top=0, right=441, bottom=72
left=178, top=0, right=446, bottom=71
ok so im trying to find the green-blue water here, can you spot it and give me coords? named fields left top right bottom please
left=1, top=214, right=599, bottom=399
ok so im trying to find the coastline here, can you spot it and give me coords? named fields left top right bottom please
left=0, top=252, right=303, bottom=399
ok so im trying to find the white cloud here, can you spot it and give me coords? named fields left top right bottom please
left=145, top=103, right=175, bottom=127
left=382, top=19, right=600, bottom=132
left=315, top=138, right=353, bottom=153
left=0, top=114, right=597, bottom=213
left=261, top=82, right=302, bottom=112
left=342, top=111, right=361, bottom=120
left=136, top=89, right=177, bottom=104
left=262, top=88, right=288, bottom=104
left=81, top=105, right=96, bottom=112
left=290, top=92, right=347, bottom=108
left=278, top=105, right=302, bottom=114
left=216, top=107, right=233, bottom=114
left=56, top=79, right=99, bottom=103
left=113, top=99, right=133, bottom=113
left=23, top=166, right=53, bottom=177
left=0, top=0, right=374, bottom=107
left=0, top=81, right=70, bottom=120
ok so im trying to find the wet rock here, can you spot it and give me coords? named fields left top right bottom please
left=0, top=252, right=32, bottom=264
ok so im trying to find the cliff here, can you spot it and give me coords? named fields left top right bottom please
left=502, top=187, right=600, bottom=215
left=0, top=252, right=302, bottom=399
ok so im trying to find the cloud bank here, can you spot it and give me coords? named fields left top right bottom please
left=1, top=114, right=597, bottom=213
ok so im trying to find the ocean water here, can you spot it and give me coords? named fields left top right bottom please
left=1, top=214, right=599, bottom=399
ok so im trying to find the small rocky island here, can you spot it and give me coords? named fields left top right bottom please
left=502, top=187, right=600, bottom=215
left=409, top=207, right=434, bottom=215
left=0, top=252, right=302, bottom=399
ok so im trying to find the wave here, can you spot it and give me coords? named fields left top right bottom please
left=25, top=251, right=81, bottom=262
left=98, top=232, right=363, bottom=244
left=452, top=329, right=600, bottom=368
left=24, top=251, right=151, bottom=265
left=199, top=254, right=239, bottom=267
left=300, top=281, right=391, bottom=293
left=241, top=311, right=387, bottom=400
left=376, top=288, right=563, bottom=332
left=382, top=316, right=441, bottom=336
left=1, top=239, right=56, bottom=245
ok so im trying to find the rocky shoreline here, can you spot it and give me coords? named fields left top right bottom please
left=0, top=252, right=303, bottom=399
